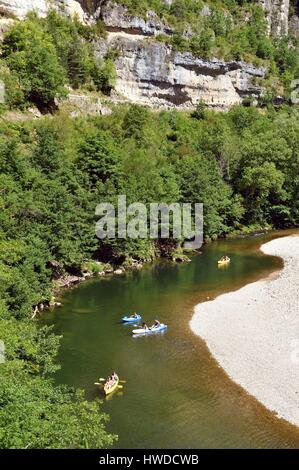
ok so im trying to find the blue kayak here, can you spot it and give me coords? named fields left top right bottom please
left=122, top=314, right=142, bottom=323
left=132, top=323, right=167, bottom=335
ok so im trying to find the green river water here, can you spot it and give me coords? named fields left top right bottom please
left=43, top=229, right=299, bottom=449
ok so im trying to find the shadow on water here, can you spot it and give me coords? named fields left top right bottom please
left=42, top=229, right=299, bottom=448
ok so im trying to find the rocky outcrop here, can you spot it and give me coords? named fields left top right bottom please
left=290, top=0, right=299, bottom=37
left=0, top=17, right=14, bottom=39
left=59, top=92, right=112, bottom=116
left=0, top=0, right=87, bottom=21
left=96, top=34, right=265, bottom=110
left=0, top=0, right=48, bottom=18
left=290, top=13, right=299, bottom=36
left=258, top=0, right=290, bottom=36
left=99, top=0, right=173, bottom=36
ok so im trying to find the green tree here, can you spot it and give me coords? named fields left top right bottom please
left=2, top=16, right=66, bottom=110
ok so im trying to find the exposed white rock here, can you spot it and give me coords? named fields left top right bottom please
left=0, top=0, right=48, bottom=18
left=99, top=0, right=173, bottom=36
left=0, top=0, right=87, bottom=22
left=58, top=92, right=112, bottom=116
left=258, top=0, right=290, bottom=36
left=290, top=12, right=299, bottom=38
left=60, top=0, right=87, bottom=22
left=0, top=17, right=14, bottom=39
left=96, top=35, right=265, bottom=111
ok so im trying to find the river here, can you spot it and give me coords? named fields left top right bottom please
left=42, top=229, right=299, bottom=448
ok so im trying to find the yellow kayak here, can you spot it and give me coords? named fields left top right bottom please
left=218, top=257, right=230, bottom=265
left=104, top=376, right=119, bottom=395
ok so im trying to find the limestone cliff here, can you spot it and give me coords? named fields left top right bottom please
left=96, top=33, right=265, bottom=110
left=0, top=0, right=296, bottom=110
left=93, top=3, right=265, bottom=110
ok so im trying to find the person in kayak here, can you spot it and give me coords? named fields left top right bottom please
left=111, top=371, right=118, bottom=381
left=105, top=375, right=112, bottom=387
left=130, top=313, right=138, bottom=318
left=151, top=319, right=160, bottom=329
left=105, top=372, right=118, bottom=388
left=142, top=322, right=149, bottom=330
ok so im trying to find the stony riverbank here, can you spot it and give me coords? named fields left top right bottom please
left=190, top=235, right=299, bottom=427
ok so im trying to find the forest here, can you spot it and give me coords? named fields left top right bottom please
left=0, top=101, right=298, bottom=446
left=0, top=6, right=298, bottom=448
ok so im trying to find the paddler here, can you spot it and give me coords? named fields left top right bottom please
left=151, top=319, right=160, bottom=329
left=111, top=371, right=118, bottom=381
left=130, top=313, right=138, bottom=318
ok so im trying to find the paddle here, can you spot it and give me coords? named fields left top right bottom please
left=98, top=378, right=126, bottom=383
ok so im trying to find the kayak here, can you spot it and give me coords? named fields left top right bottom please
left=122, top=314, right=141, bottom=323
left=218, top=257, right=230, bottom=265
left=132, top=324, right=168, bottom=335
left=104, top=376, right=119, bottom=395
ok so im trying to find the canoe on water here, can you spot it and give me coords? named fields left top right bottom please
left=122, top=314, right=142, bottom=323
left=132, top=324, right=168, bottom=335
left=104, top=376, right=119, bottom=395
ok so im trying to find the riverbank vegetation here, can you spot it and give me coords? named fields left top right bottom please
left=0, top=5, right=298, bottom=449
left=0, top=103, right=298, bottom=301
left=0, top=102, right=298, bottom=448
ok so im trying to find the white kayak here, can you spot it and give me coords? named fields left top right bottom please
left=132, top=324, right=168, bottom=335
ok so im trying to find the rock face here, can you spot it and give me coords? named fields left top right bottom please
left=0, top=0, right=86, bottom=20
left=60, top=92, right=112, bottom=116
left=0, top=17, right=14, bottom=39
left=96, top=34, right=265, bottom=110
left=0, top=0, right=293, bottom=110
left=0, top=0, right=48, bottom=18
left=258, top=0, right=290, bottom=36
left=99, top=0, right=173, bottom=35
left=290, top=1, right=299, bottom=38
left=0, top=0, right=292, bottom=37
